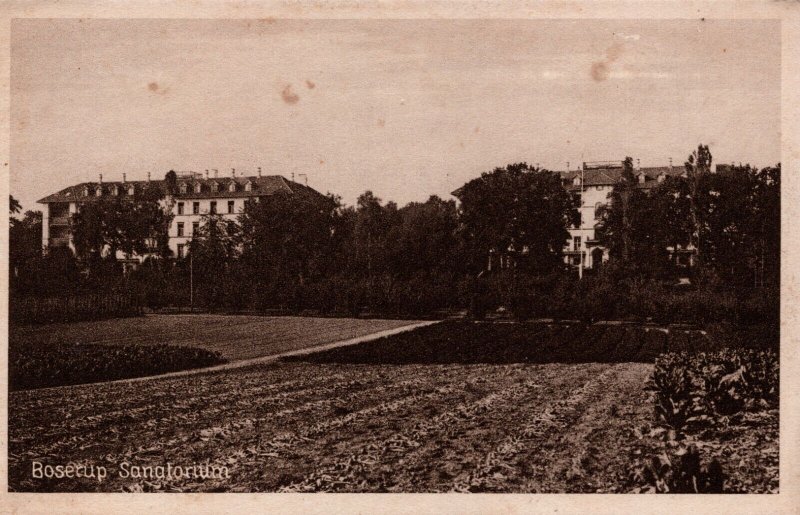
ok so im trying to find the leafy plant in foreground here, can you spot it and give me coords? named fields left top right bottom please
left=632, top=445, right=725, bottom=493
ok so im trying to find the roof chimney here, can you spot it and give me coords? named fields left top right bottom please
left=668, top=157, right=673, bottom=169
left=213, top=168, right=218, bottom=178
left=205, top=169, right=209, bottom=179
left=99, top=173, right=103, bottom=183
left=122, top=173, right=126, bottom=183
left=231, top=167, right=235, bottom=177
left=566, top=161, right=570, bottom=172
left=636, top=158, right=641, bottom=170
left=257, top=166, right=262, bottom=178
left=147, top=172, right=151, bottom=182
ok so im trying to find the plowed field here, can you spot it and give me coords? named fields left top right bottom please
left=9, top=361, right=656, bottom=492
left=8, top=320, right=777, bottom=493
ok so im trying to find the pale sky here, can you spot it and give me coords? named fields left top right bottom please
left=10, top=19, right=780, bottom=212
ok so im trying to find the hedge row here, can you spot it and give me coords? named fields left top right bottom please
left=475, top=273, right=778, bottom=326
left=10, top=293, right=143, bottom=325
left=10, top=342, right=226, bottom=391
left=287, top=320, right=773, bottom=365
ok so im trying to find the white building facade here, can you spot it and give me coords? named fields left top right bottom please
left=37, top=169, right=320, bottom=260
left=559, top=160, right=687, bottom=271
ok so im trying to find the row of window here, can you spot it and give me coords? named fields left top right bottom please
left=176, top=200, right=237, bottom=215
left=175, top=221, right=201, bottom=237
left=83, top=184, right=135, bottom=197
left=81, top=182, right=257, bottom=197
left=179, top=181, right=253, bottom=194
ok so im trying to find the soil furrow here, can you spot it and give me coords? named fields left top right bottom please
left=279, top=363, right=606, bottom=492
left=451, top=364, right=625, bottom=492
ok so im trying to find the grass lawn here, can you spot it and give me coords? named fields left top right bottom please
left=10, top=314, right=423, bottom=361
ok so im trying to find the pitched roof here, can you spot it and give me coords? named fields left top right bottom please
left=561, top=166, right=685, bottom=191
left=450, top=163, right=688, bottom=198
left=38, top=175, right=322, bottom=203
left=38, top=180, right=155, bottom=204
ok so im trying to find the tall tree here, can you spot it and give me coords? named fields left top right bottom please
left=597, top=157, right=675, bottom=276
left=70, top=183, right=173, bottom=262
left=696, top=163, right=780, bottom=286
left=164, top=170, right=178, bottom=195
left=455, top=163, right=579, bottom=275
left=685, top=144, right=713, bottom=264
left=351, top=191, right=400, bottom=283
left=618, top=157, right=637, bottom=263
left=238, top=191, right=341, bottom=310
left=9, top=209, right=43, bottom=288
left=239, top=191, right=340, bottom=285
left=753, top=164, right=780, bottom=287
left=647, top=174, right=693, bottom=273
left=187, top=213, right=242, bottom=308
left=387, top=195, right=461, bottom=279
left=9, top=195, right=21, bottom=217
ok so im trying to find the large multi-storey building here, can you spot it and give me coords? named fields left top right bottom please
left=558, top=160, right=689, bottom=270
left=37, top=169, right=324, bottom=260
left=39, top=160, right=706, bottom=269
left=454, top=159, right=699, bottom=273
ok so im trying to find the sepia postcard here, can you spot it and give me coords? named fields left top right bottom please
left=1, top=1, right=799, bottom=513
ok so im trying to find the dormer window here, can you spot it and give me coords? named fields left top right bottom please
left=245, top=180, right=253, bottom=192
left=637, top=173, right=646, bottom=184
left=95, top=186, right=103, bottom=197
left=211, top=181, right=220, bottom=192
left=112, top=185, right=120, bottom=196
left=228, top=182, right=237, bottom=193
left=83, top=186, right=90, bottom=197
left=179, top=182, right=188, bottom=194
left=657, top=173, right=666, bottom=183
left=128, top=184, right=135, bottom=195
left=194, top=182, right=202, bottom=194
left=572, top=176, right=581, bottom=186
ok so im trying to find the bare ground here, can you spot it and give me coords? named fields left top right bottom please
left=10, top=361, right=665, bottom=492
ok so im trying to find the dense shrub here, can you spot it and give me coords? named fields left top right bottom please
left=651, top=349, right=778, bottom=430
left=10, top=293, right=142, bottom=325
left=633, top=347, right=778, bottom=493
left=10, top=342, right=226, bottom=391
left=288, top=320, right=713, bottom=365
left=469, top=267, right=777, bottom=327
left=632, top=445, right=725, bottom=493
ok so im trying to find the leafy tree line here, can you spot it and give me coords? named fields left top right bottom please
left=8, top=145, right=780, bottom=323
left=596, top=147, right=780, bottom=289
